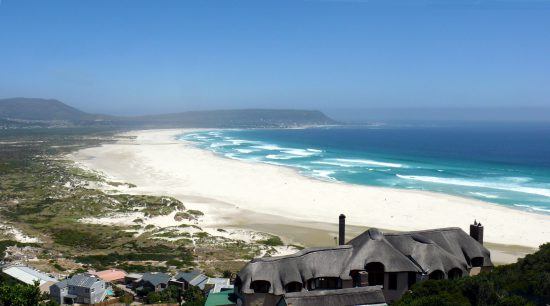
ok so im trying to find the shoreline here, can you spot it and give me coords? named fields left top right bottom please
left=68, top=128, right=550, bottom=263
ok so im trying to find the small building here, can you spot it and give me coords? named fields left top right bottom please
left=170, top=270, right=208, bottom=290
left=50, top=273, right=107, bottom=305
left=170, top=270, right=232, bottom=293
left=134, top=272, right=171, bottom=295
left=205, top=278, right=233, bottom=293
left=277, top=286, right=387, bottom=306
left=90, top=269, right=127, bottom=283
left=205, top=290, right=236, bottom=306
left=1, top=265, right=58, bottom=293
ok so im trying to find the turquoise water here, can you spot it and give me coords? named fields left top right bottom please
left=180, top=125, right=550, bottom=214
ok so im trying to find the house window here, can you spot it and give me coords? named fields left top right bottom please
left=284, top=282, right=303, bottom=293
left=91, top=288, right=95, bottom=293
left=448, top=268, right=463, bottom=279
left=471, top=257, right=484, bottom=267
left=407, top=272, right=417, bottom=289
left=429, top=270, right=445, bottom=280
left=307, top=277, right=342, bottom=290
left=365, top=262, right=385, bottom=286
left=250, top=280, right=271, bottom=293
left=388, top=273, right=398, bottom=290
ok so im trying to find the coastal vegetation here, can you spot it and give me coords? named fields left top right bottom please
left=396, top=243, right=550, bottom=306
left=0, top=128, right=294, bottom=279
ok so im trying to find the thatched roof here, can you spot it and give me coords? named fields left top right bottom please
left=238, top=227, right=491, bottom=295
left=280, top=286, right=386, bottom=306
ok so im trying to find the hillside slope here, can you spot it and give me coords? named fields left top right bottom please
left=0, top=98, right=96, bottom=121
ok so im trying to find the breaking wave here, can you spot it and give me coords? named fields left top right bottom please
left=397, top=175, right=550, bottom=197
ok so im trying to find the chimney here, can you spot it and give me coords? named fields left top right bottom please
left=469, top=220, right=484, bottom=245
left=339, top=214, right=346, bottom=245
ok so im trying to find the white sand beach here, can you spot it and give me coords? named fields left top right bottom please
left=69, top=129, right=550, bottom=254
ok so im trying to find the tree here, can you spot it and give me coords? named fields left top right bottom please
left=182, top=286, right=206, bottom=306
left=145, top=285, right=184, bottom=304
left=0, top=281, right=57, bottom=306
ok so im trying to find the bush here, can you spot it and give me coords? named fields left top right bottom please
left=395, top=243, right=550, bottom=306
left=75, top=246, right=194, bottom=269
left=145, top=285, right=183, bottom=303
left=53, top=263, right=66, bottom=271
left=0, top=281, right=53, bottom=306
left=259, top=236, right=283, bottom=246
left=182, top=286, right=206, bottom=306
left=187, top=210, right=204, bottom=216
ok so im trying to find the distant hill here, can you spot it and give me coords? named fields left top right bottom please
left=0, top=98, right=337, bottom=129
left=0, top=98, right=98, bottom=121
left=120, top=109, right=336, bottom=128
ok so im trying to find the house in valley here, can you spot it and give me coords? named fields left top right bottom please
left=133, top=272, right=171, bottom=295
left=90, top=268, right=127, bottom=283
left=170, top=270, right=232, bottom=293
left=50, top=273, right=107, bottom=305
left=235, top=216, right=491, bottom=305
left=170, top=270, right=208, bottom=290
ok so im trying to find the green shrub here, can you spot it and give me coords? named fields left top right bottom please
left=396, top=243, right=550, bottom=306
left=259, top=236, right=284, bottom=246
left=187, top=210, right=204, bottom=216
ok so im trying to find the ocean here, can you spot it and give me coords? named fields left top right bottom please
left=179, top=124, right=550, bottom=214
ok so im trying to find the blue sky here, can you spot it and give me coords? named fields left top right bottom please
left=0, top=0, right=549, bottom=116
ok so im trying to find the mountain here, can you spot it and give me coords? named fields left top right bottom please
left=0, top=98, right=98, bottom=121
left=0, top=98, right=337, bottom=128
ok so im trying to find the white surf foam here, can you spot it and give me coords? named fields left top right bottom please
left=252, top=144, right=285, bottom=151
left=469, top=192, right=499, bottom=199
left=306, top=148, right=323, bottom=153
left=313, top=158, right=403, bottom=168
left=235, top=148, right=257, bottom=154
left=514, top=204, right=550, bottom=213
left=311, top=170, right=337, bottom=181
left=210, top=141, right=235, bottom=148
left=228, top=139, right=260, bottom=146
left=265, top=154, right=302, bottom=160
left=397, top=175, right=550, bottom=197
left=281, top=148, right=317, bottom=157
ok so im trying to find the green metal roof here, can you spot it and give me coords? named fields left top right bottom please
left=204, top=291, right=234, bottom=306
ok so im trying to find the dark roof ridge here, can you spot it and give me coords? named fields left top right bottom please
left=382, top=227, right=463, bottom=236
left=284, top=285, right=383, bottom=298
left=251, top=245, right=352, bottom=263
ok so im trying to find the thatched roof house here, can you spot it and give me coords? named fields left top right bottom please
left=235, top=222, right=491, bottom=305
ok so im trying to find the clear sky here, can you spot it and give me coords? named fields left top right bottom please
left=0, top=0, right=549, bottom=116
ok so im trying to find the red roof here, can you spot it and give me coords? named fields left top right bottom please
left=90, top=269, right=127, bottom=282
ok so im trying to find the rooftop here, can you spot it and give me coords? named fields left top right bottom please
left=51, top=274, right=103, bottom=289
left=2, top=265, right=57, bottom=286
left=205, top=290, right=235, bottom=306
left=281, top=286, right=387, bottom=306
left=90, top=269, right=127, bottom=282
left=238, top=227, right=492, bottom=295
left=142, top=272, right=171, bottom=286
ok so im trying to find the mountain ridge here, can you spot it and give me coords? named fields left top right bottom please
left=0, top=97, right=337, bottom=128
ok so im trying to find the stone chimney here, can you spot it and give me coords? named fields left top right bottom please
left=469, top=220, right=484, bottom=245
left=339, top=214, right=346, bottom=245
